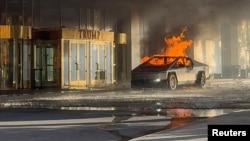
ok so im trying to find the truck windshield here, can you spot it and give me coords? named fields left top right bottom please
left=142, top=56, right=177, bottom=66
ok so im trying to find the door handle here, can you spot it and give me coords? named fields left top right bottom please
left=76, top=63, right=79, bottom=70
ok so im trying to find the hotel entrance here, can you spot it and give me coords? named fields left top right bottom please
left=89, top=41, right=106, bottom=86
left=89, top=41, right=112, bottom=86
left=32, top=28, right=115, bottom=88
left=0, top=25, right=32, bottom=89
left=32, top=28, right=114, bottom=89
left=62, top=28, right=115, bottom=89
left=33, top=41, right=59, bottom=88
left=63, top=40, right=114, bottom=88
left=68, top=40, right=87, bottom=87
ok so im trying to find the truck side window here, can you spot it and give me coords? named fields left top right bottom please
left=185, top=59, right=191, bottom=67
left=183, top=58, right=192, bottom=68
left=177, top=58, right=185, bottom=67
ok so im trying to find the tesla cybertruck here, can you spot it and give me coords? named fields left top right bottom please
left=131, top=55, right=209, bottom=90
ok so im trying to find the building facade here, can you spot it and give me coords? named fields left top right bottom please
left=0, top=0, right=250, bottom=90
left=0, top=0, right=132, bottom=89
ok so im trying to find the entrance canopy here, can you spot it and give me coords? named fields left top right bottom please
left=32, top=27, right=114, bottom=42
left=0, top=25, right=32, bottom=89
left=0, top=25, right=31, bottom=39
left=32, top=28, right=115, bottom=89
left=62, top=28, right=114, bottom=42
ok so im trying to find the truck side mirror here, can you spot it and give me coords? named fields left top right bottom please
left=186, top=63, right=193, bottom=70
left=190, top=64, right=194, bottom=70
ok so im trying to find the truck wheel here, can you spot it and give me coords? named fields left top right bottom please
left=168, top=73, right=177, bottom=90
left=198, top=72, right=206, bottom=88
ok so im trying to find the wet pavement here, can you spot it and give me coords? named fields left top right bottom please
left=0, top=78, right=250, bottom=140
left=0, top=78, right=249, bottom=95
left=1, top=79, right=250, bottom=110
left=0, top=79, right=249, bottom=111
left=130, top=109, right=250, bottom=141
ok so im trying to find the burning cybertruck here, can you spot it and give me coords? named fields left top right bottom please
left=131, top=55, right=209, bottom=90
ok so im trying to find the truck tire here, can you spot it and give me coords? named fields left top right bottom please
left=197, top=71, right=206, bottom=88
left=168, top=73, right=178, bottom=90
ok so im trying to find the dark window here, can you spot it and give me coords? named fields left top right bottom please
left=0, top=0, right=120, bottom=32
left=93, top=9, right=103, bottom=30
left=104, top=9, right=116, bottom=31
left=40, top=0, right=60, bottom=28
left=0, top=0, right=6, bottom=24
left=33, top=0, right=41, bottom=27
left=6, top=0, right=23, bottom=25
left=61, top=0, right=80, bottom=28
left=86, top=8, right=93, bottom=30
left=23, top=0, right=32, bottom=26
left=80, top=8, right=87, bottom=29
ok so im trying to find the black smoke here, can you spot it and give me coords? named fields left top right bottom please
left=139, top=0, right=250, bottom=56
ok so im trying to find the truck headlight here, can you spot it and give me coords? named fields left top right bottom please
left=154, top=78, right=161, bottom=82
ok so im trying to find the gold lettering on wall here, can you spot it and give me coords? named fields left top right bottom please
left=62, top=28, right=114, bottom=41
left=78, top=30, right=101, bottom=40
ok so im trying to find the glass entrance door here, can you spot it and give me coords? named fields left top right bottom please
left=0, top=40, right=12, bottom=88
left=34, top=42, right=59, bottom=88
left=90, top=42, right=106, bottom=86
left=69, top=41, right=87, bottom=87
left=63, top=40, right=113, bottom=88
left=0, top=39, right=31, bottom=89
left=16, top=40, right=31, bottom=89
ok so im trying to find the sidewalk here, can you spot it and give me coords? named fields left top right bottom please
left=206, top=78, right=250, bottom=87
left=0, top=78, right=249, bottom=94
left=1, top=79, right=250, bottom=141
left=0, top=78, right=250, bottom=110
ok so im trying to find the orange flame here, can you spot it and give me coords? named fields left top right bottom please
left=141, top=27, right=193, bottom=65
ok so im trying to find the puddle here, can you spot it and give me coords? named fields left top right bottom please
left=163, top=108, right=225, bottom=118
left=59, top=105, right=242, bottom=140
left=100, top=108, right=240, bottom=141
